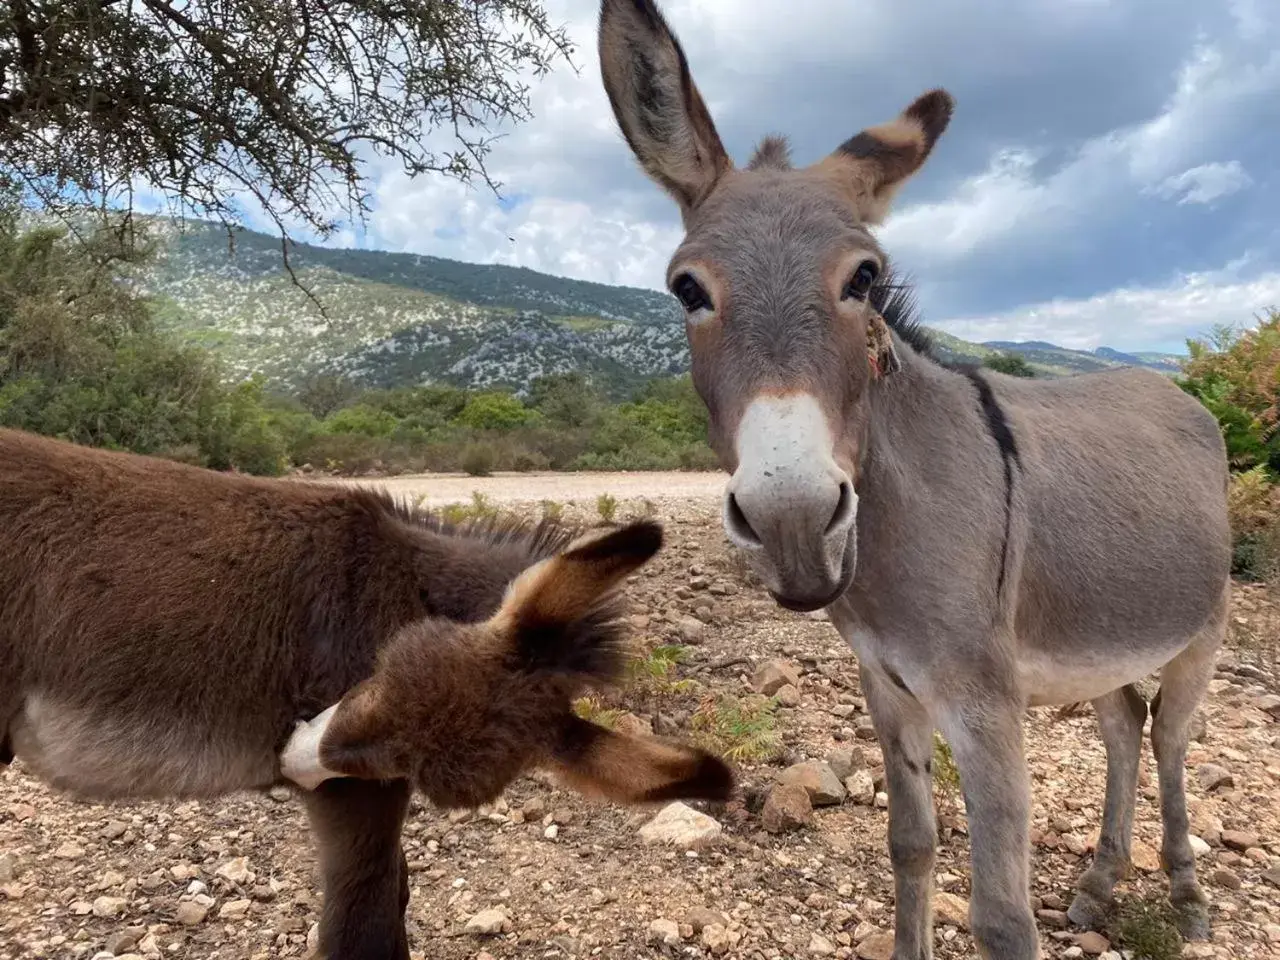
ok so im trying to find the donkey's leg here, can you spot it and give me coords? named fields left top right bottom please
left=937, top=702, right=1040, bottom=960
left=1067, top=684, right=1147, bottom=930
left=1150, top=621, right=1221, bottom=942
left=302, top=778, right=413, bottom=960
left=863, top=669, right=937, bottom=960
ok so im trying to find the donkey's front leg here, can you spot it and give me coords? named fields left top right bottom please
left=302, top=777, right=413, bottom=960
left=937, top=701, right=1040, bottom=960
left=863, top=669, right=938, bottom=960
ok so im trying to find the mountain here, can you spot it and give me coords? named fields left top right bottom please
left=136, top=220, right=1186, bottom=395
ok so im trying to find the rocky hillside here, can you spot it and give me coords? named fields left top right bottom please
left=138, top=221, right=1185, bottom=395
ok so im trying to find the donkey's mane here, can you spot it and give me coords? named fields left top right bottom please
left=870, top=270, right=936, bottom=361
left=382, top=494, right=579, bottom=560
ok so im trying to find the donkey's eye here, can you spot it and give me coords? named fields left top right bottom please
left=672, top=273, right=713, bottom=313
left=843, top=260, right=879, bottom=301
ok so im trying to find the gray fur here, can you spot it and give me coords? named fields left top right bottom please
left=598, top=1, right=1232, bottom=955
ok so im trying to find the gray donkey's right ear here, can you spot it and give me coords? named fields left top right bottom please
left=598, top=0, right=731, bottom=216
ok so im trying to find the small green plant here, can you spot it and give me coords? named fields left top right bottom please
left=440, top=502, right=470, bottom=526
left=572, top=696, right=624, bottom=730
left=690, top=693, right=783, bottom=763
left=470, top=490, right=496, bottom=518
left=1108, top=897, right=1183, bottom=960
left=461, top=443, right=495, bottom=477
left=540, top=499, right=565, bottom=522
left=933, top=732, right=961, bottom=794
left=596, top=491, right=618, bottom=524
left=625, top=644, right=696, bottom=696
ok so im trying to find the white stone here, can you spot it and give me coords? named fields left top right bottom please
left=638, top=802, right=722, bottom=849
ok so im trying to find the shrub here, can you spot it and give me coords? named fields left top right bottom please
left=1226, top=467, right=1280, bottom=581
left=984, top=352, right=1035, bottom=377
left=596, top=492, right=618, bottom=524
left=461, top=443, right=495, bottom=477
left=454, top=391, right=535, bottom=430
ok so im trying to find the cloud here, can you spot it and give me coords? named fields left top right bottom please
left=235, top=0, right=1280, bottom=352
left=1151, top=161, right=1254, bottom=206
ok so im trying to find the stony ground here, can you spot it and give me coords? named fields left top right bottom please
left=2, top=480, right=1279, bottom=960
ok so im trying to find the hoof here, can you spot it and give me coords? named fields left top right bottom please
left=1066, top=891, right=1111, bottom=931
left=1173, top=901, right=1211, bottom=941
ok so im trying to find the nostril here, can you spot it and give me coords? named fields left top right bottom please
left=824, top=480, right=856, bottom=537
left=725, top=492, right=763, bottom=547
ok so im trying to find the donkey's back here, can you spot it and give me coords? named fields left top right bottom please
left=0, top=427, right=422, bottom=798
left=996, top=367, right=1231, bottom=704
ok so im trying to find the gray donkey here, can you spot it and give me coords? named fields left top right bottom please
left=597, top=1, right=1232, bottom=957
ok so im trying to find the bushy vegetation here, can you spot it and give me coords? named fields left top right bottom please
left=983, top=352, right=1036, bottom=377
left=1179, top=311, right=1280, bottom=582
left=0, top=211, right=718, bottom=478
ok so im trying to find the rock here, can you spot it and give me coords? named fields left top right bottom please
left=1130, top=840, right=1160, bottom=872
left=521, top=797, right=547, bottom=821
left=1210, top=867, right=1241, bottom=889
left=701, top=923, right=735, bottom=956
left=54, top=842, right=85, bottom=859
left=1263, top=924, right=1280, bottom=943
left=1072, top=931, right=1110, bottom=955
left=761, top=783, right=814, bottom=833
left=844, top=770, right=876, bottom=806
left=1037, top=909, right=1069, bottom=928
left=647, top=918, right=680, bottom=946
left=1196, top=763, right=1233, bottom=792
left=686, top=906, right=728, bottom=933
left=808, top=932, right=837, bottom=955
left=105, top=931, right=142, bottom=954
left=752, top=660, right=801, bottom=696
left=268, top=786, right=293, bottom=802
left=307, top=922, right=320, bottom=954
left=677, top=616, right=707, bottom=644
left=779, top=760, right=846, bottom=806
left=1256, top=694, right=1280, bottom=719
left=855, top=932, right=895, bottom=960
left=102, top=820, right=129, bottom=840
left=92, top=896, right=127, bottom=918
left=175, top=901, right=209, bottom=925
left=638, top=801, right=722, bottom=849
left=1262, top=864, right=1280, bottom=888
left=543, top=824, right=559, bottom=840
left=933, top=892, right=969, bottom=929
left=464, top=907, right=512, bottom=936
left=1189, top=834, right=1211, bottom=858
left=855, top=718, right=878, bottom=741
left=827, top=748, right=859, bottom=780
left=215, top=857, right=255, bottom=885
left=0, top=854, right=19, bottom=883
left=775, top=683, right=801, bottom=707
left=219, top=898, right=251, bottom=919
left=1221, top=829, right=1258, bottom=851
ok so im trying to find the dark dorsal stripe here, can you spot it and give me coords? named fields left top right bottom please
left=960, top=368, right=1021, bottom=598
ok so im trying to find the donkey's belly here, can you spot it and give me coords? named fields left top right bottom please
left=1018, top=640, right=1185, bottom=707
left=9, top=694, right=279, bottom=801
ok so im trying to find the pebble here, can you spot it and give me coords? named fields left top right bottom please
left=1189, top=834, right=1212, bottom=857
left=637, top=802, right=722, bottom=849
left=54, top=842, right=85, bottom=859
left=752, top=660, right=801, bottom=696
left=761, top=783, right=814, bottom=833
left=219, top=898, right=251, bottom=919
left=0, top=854, right=19, bottom=883
left=677, top=616, right=707, bottom=644
left=647, top=918, right=680, bottom=945
left=686, top=906, right=728, bottom=933
left=175, top=901, right=210, bottom=925
left=1071, top=931, right=1110, bottom=954
left=933, top=892, right=969, bottom=929
left=1130, top=839, right=1160, bottom=872
left=1221, top=829, right=1259, bottom=851
left=844, top=770, right=876, bottom=806
left=91, top=896, right=127, bottom=918
left=701, top=923, right=736, bottom=956
left=855, top=932, right=894, bottom=960
left=778, top=760, right=846, bottom=806
left=215, top=857, right=255, bottom=885
left=464, top=907, right=512, bottom=936
left=775, top=683, right=801, bottom=707
left=808, top=932, right=836, bottom=955
left=1210, top=867, right=1242, bottom=890
left=1196, top=763, right=1233, bottom=792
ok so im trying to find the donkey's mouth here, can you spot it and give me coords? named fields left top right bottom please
left=765, top=532, right=857, bottom=613
left=769, top=577, right=851, bottom=613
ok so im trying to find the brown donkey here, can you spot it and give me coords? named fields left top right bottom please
left=598, top=2, right=1231, bottom=957
left=0, top=427, right=733, bottom=958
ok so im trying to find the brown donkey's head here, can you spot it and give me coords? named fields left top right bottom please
left=599, top=0, right=953, bottom=611
left=281, top=520, right=734, bottom=810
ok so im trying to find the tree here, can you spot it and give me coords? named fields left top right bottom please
left=0, top=0, right=572, bottom=240
left=984, top=352, right=1036, bottom=378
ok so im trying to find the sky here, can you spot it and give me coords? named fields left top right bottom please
left=267, top=0, right=1280, bottom=355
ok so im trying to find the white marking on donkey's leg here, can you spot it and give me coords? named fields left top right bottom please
left=280, top=704, right=343, bottom=791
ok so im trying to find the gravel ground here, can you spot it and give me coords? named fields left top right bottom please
left=2, top=485, right=1278, bottom=960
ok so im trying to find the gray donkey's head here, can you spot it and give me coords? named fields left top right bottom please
left=599, top=0, right=954, bottom=611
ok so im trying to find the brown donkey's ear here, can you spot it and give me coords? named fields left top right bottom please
left=493, top=520, right=664, bottom=676
left=549, top=714, right=735, bottom=805
left=598, top=0, right=731, bottom=217
left=817, top=90, right=955, bottom=225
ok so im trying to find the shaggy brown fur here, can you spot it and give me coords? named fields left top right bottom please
left=0, top=427, right=733, bottom=959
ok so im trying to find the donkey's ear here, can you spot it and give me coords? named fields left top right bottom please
left=492, top=520, right=664, bottom=676
left=598, top=0, right=731, bottom=216
left=818, top=90, right=954, bottom=224
left=549, top=714, right=735, bottom=805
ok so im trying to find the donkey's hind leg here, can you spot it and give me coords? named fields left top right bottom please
left=1150, top=616, right=1222, bottom=942
left=302, top=777, right=413, bottom=960
left=1067, top=684, right=1147, bottom=930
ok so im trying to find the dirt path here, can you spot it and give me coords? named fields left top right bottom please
left=311, top=470, right=727, bottom=508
